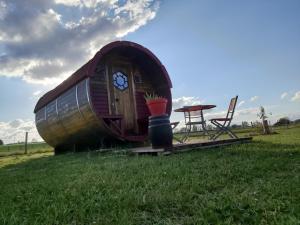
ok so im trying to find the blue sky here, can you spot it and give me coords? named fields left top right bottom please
left=0, top=0, right=299, bottom=143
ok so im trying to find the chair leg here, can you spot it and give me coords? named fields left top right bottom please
left=218, top=122, right=238, bottom=139
left=210, top=121, right=224, bottom=140
left=200, top=111, right=210, bottom=137
left=201, top=121, right=211, bottom=137
left=173, top=135, right=184, bottom=143
left=227, top=129, right=238, bottom=139
left=186, top=123, right=192, bottom=141
left=210, top=120, right=238, bottom=140
left=211, top=127, right=224, bottom=140
left=179, top=123, right=191, bottom=143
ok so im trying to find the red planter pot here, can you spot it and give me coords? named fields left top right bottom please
left=146, top=98, right=168, bottom=116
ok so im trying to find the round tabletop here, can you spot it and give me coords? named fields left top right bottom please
left=174, top=104, right=216, bottom=112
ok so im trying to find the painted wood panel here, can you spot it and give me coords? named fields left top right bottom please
left=135, top=91, right=150, bottom=119
left=90, top=64, right=110, bottom=115
left=108, top=60, right=137, bottom=132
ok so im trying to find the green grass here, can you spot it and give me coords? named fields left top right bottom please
left=0, top=127, right=299, bottom=225
left=0, top=142, right=53, bottom=157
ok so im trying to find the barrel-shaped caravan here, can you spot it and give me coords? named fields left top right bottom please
left=34, top=41, right=172, bottom=153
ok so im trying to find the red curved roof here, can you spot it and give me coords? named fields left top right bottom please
left=34, top=41, right=172, bottom=113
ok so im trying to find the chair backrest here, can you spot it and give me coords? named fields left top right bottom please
left=184, top=110, right=201, bottom=118
left=226, top=96, right=238, bottom=121
left=184, top=110, right=202, bottom=123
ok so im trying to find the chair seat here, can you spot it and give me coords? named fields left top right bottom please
left=186, top=121, right=205, bottom=125
left=209, top=96, right=238, bottom=140
left=210, top=118, right=231, bottom=121
left=170, top=121, right=180, bottom=129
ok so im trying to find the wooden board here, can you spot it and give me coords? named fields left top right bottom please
left=130, top=146, right=165, bottom=156
left=169, top=137, right=252, bottom=153
left=130, top=137, right=253, bottom=156
left=108, top=61, right=136, bottom=132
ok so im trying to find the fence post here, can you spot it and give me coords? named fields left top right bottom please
left=25, top=132, right=28, bottom=154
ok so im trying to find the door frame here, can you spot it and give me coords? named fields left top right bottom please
left=106, top=59, right=138, bottom=133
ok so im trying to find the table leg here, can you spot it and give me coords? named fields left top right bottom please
left=200, top=110, right=212, bottom=137
left=180, top=112, right=192, bottom=143
left=200, top=110, right=207, bottom=135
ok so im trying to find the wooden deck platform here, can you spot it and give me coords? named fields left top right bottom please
left=130, top=137, right=252, bottom=156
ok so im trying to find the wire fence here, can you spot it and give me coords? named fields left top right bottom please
left=1, top=122, right=298, bottom=158
left=0, top=131, right=53, bottom=157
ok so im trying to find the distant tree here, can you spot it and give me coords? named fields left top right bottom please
left=0, top=139, right=3, bottom=145
left=231, top=124, right=241, bottom=129
left=294, top=119, right=300, bottom=124
left=252, top=121, right=262, bottom=127
left=192, top=125, right=198, bottom=132
left=206, top=124, right=213, bottom=131
left=241, top=121, right=249, bottom=128
left=179, top=127, right=187, bottom=133
left=274, top=117, right=291, bottom=127
left=257, top=106, right=271, bottom=134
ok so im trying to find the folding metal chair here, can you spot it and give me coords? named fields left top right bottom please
left=179, top=109, right=209, bottom=142
left=210, top=96, right=238, bottom=140
left=170, top=121, right=180, bottom=130
left=170, top=121, right=183, bottom=143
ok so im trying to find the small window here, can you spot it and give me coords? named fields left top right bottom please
left=113, top=71, right=128, bottom=91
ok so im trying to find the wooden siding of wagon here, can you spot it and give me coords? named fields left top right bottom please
left=34, top=41, right=172, bottom=152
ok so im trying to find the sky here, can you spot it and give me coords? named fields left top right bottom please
left=0, top=0, right=299, bottom=144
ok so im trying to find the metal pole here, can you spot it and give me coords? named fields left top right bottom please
left=25, top=132, right=28, bottom=154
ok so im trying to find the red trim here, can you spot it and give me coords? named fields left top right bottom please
left=174, top=105, right=216, bottom=112
left=34, top=41, right=172, bottom=113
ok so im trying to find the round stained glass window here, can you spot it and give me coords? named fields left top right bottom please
left=113, top=71, right=128, bottom=91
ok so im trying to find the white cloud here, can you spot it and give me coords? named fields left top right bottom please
left=204, top=107, right=258, bottom=120
left=281, top=92, right=288, bottom=99
left=291, top=91, right=300, bottom=102
left=250, top=96, right=259, bottom=102
left=204, top=110, right=227, bottom=119
left=0, top=0, right=160, bottom=84
left=33, top=90, right=42, bottom=96
left=54, top=0, right=82, bottom=7
left=236, top=107, right=259, bottom=117
left=55, top=0, right=118, bottom=8
left=171, top=103, right=297, bottom=128
left=0, top=1, right=8, bottom=20
left=238, top=100, right=245, bottom=108
left=172, top=96, right=204, bottom=110
left=8, top=119, right=22, bottom=128
left=0, top=119, right=43, bottom=144
left=171, top=97, right=261, bottom=126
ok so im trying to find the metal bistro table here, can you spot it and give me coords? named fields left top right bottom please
left=174, top=104, right=216, bottom=143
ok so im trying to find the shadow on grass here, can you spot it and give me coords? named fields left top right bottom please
left=226, top=140, right=300, bottom=155
left=0, top=148, right=132, bottom=173
left=1, top=139, right=299, bottom=173
left=0, top=139, right=299, bottom=225
left=0, top=149, right=53, bottom=158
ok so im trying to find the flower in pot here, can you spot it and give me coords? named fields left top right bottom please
left=144, top=93, right=168, bottom=116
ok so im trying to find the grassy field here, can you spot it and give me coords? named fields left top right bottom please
left=0, top=142, right=53, bottom=157
left=0, top=127, right=299, bottom=225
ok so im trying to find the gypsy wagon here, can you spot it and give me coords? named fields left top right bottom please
left=34, top=41, right=172, bottom=153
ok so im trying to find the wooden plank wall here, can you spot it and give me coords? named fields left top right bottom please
left=135, top=91, right=150, bottom=120
left=90, top=65, right=109, bottom=115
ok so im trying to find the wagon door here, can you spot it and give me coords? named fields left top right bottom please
left=108, top=62, right=137, bottom=133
